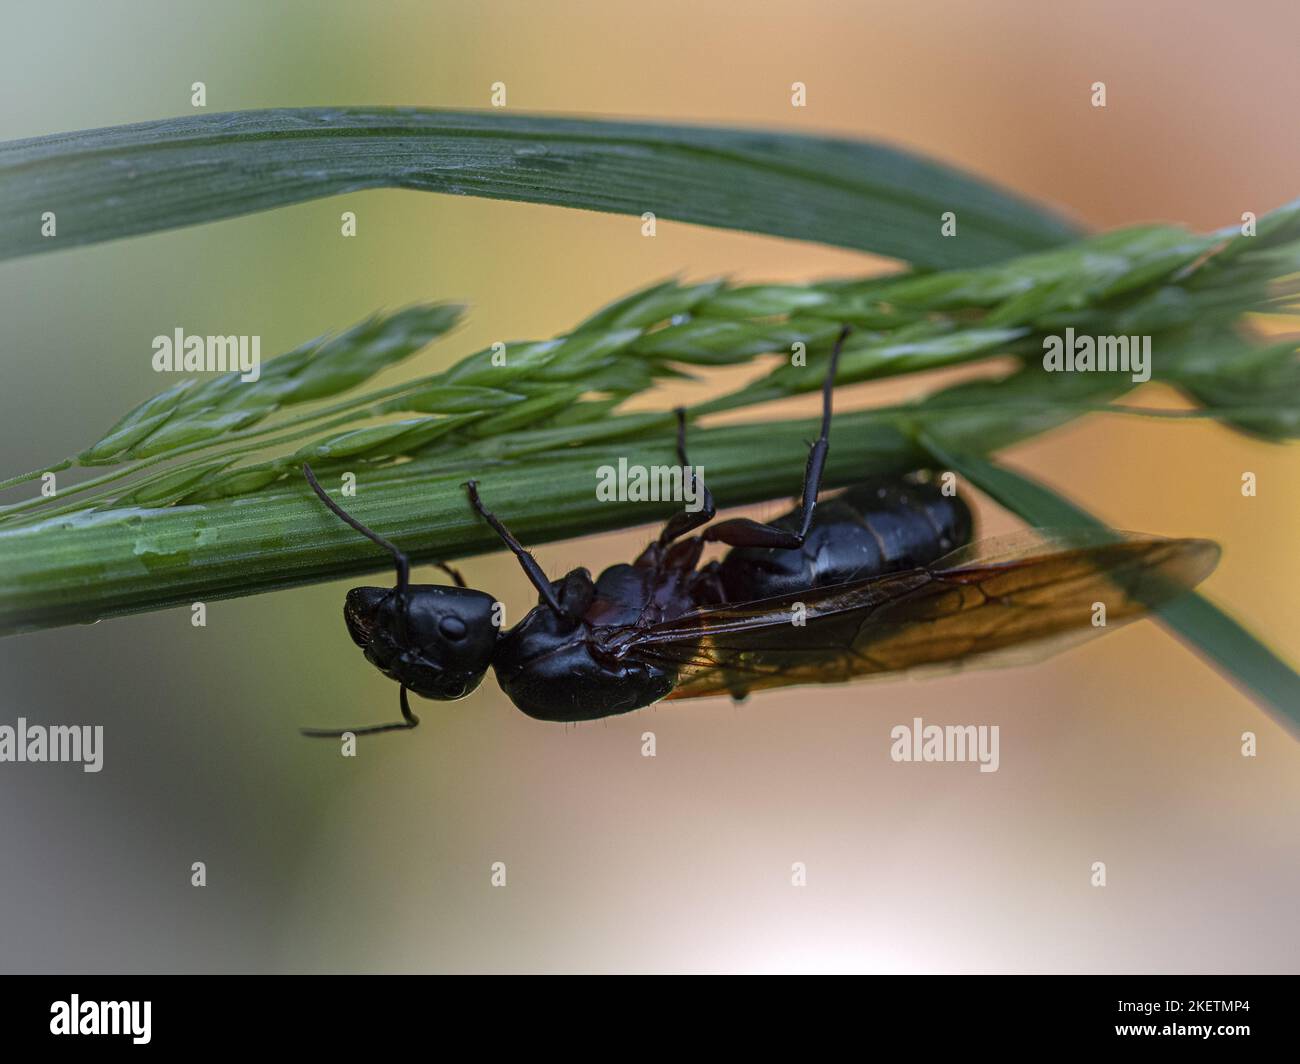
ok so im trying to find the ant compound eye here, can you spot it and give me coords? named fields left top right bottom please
left=439, top=616, right=468, bottom=641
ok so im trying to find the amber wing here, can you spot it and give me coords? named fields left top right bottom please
left=620, top=532, right=1220, bottom=700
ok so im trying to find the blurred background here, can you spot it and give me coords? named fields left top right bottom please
left=1, top=0, right=1297, bottom=973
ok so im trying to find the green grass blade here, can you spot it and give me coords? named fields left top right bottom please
left=0, top=411, right=924, bottom=634
left=921, top=437, right=1300, bottom=737
left=0, top=108, right=1078, bottom=267
left=2, top=212, right=1294, bottom=671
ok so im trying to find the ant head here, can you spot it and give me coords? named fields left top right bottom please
left=344, top=584, right=498, bottom=701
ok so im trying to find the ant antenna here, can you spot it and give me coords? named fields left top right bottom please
left=302, top=465, right=465, bottom=739
left=303, top=463, right=467, bottom=590
left=302, top=685, right=421, bottom=738
left=304, top=463, right=410, bottom=596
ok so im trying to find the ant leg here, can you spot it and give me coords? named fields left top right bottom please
left=464, top=480, right=568, bottom=617
left=656, top=407, right=717, bottom=546
left=302, top=685, right=421, bottom=739
left=701, top=324, right=850, bottom=551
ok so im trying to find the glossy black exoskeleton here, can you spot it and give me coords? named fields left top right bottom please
left=302, top=324, right=1218, bottom=734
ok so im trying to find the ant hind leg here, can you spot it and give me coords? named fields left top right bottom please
left=701, top=325, right=850, bottom=552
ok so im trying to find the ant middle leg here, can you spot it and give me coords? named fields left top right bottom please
left=656, top=407, right=717, bottom=546
left=701, top=324, right=850, bottom=552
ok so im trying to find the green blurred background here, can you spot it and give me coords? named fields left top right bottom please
left=1, top=0, right=1297, bottom=972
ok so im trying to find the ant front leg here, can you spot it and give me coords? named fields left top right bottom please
left=464, top=480, right=569, bottom=618
left=701, top=325, right=849, bottom=552
left=656, top=407, right=716, bottom=547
